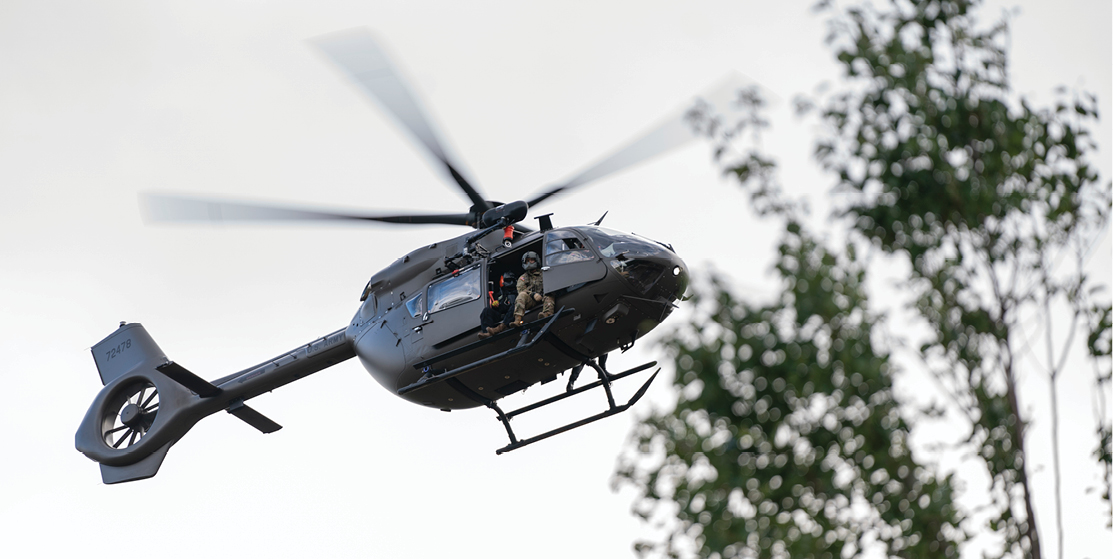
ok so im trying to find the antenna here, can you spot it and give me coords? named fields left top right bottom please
left=536, top=213, right=554, bottom=232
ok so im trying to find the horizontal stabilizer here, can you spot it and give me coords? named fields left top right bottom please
left=157, top=362, right=221, bottom=397
left=227, top=400, right=282, bottom=434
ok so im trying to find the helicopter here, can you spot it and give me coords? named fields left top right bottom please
left=74, top=28, right=746, bottom=484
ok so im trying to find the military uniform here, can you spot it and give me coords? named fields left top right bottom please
left=514, top=269, right=555, bottom=319
left=480, top=284, right=517, bottom=329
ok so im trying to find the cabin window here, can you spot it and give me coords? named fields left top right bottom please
left=545, top=232, right=594, bottom=266
left=427, top=267, right=482, bottom=314
left=405, top=293, right=424, bottom=318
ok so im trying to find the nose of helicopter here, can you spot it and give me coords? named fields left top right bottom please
left=657, top=251, right=689, bottom=302
left=580, top=226, right=688, bottom=303
left=627, top=248, right=688, bottom=303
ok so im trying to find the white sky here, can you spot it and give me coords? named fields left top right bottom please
left=0, top=1, right=1108, bottom=558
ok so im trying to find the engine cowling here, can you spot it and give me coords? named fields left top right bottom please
left=480, top=201, right=528, bottom=228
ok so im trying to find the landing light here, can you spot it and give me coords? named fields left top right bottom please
left=672, top=266, right=681, bottom=276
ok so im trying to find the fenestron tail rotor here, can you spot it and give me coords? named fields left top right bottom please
left=101, top=381, right=159, bottom=450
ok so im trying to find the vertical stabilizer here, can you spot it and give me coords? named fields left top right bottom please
left=91, top=323, right=167, bottom=385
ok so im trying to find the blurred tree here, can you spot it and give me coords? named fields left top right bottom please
left=613, top=1, right=1110, bottom=558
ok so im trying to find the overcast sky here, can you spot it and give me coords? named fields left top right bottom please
left=1, top=1, right=1109, bottom=558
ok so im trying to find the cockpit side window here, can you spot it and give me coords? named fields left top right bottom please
left=405, top=293, right=424, bottom=318
left=545, top=231, right=594, bottom=266
left=360, top=293, right=378, bottom=320
left=427, top=267, right=482, bottom=314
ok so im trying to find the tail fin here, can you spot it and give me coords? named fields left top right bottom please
left=76, top=323, right=195, bottom=484
left=91, top=322, right=167, bottom=385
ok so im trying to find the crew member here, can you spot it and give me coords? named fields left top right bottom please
left=479, top=271, right=517, bottom=338
left=513, top=251, right=555, bottom=325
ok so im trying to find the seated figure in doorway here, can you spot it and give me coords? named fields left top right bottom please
left=478, top=271, right=518, bottom=339
left=512, top=251, right=555, bottom=326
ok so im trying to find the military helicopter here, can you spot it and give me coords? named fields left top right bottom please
left=74, top=28, right=746, bottom=484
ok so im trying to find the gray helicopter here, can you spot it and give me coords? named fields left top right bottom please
left=75, top=28, right=745, bottom=484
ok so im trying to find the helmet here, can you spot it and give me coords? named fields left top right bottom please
left=501, top=271, right=517, bottom=287
left=522, top=251, right=540, bottom=271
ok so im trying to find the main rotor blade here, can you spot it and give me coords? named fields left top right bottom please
left=526, top=73, right=765, bottom=209
left=141, top=193, right=474, bottom=226
left=310, top=28, right=490, bottom=213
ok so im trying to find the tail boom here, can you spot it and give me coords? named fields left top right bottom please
left=75, top=323, right=355, bottom=484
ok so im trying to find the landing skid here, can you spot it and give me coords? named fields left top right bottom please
left=487, top=357, right=658, bottom=455
left=398, top=307, right=659, bottom=454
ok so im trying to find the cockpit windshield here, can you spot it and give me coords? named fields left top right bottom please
left=577, top=226, right=670, bottom=259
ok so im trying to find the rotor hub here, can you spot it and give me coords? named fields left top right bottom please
left=120, top=403, right=145, bottom=428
